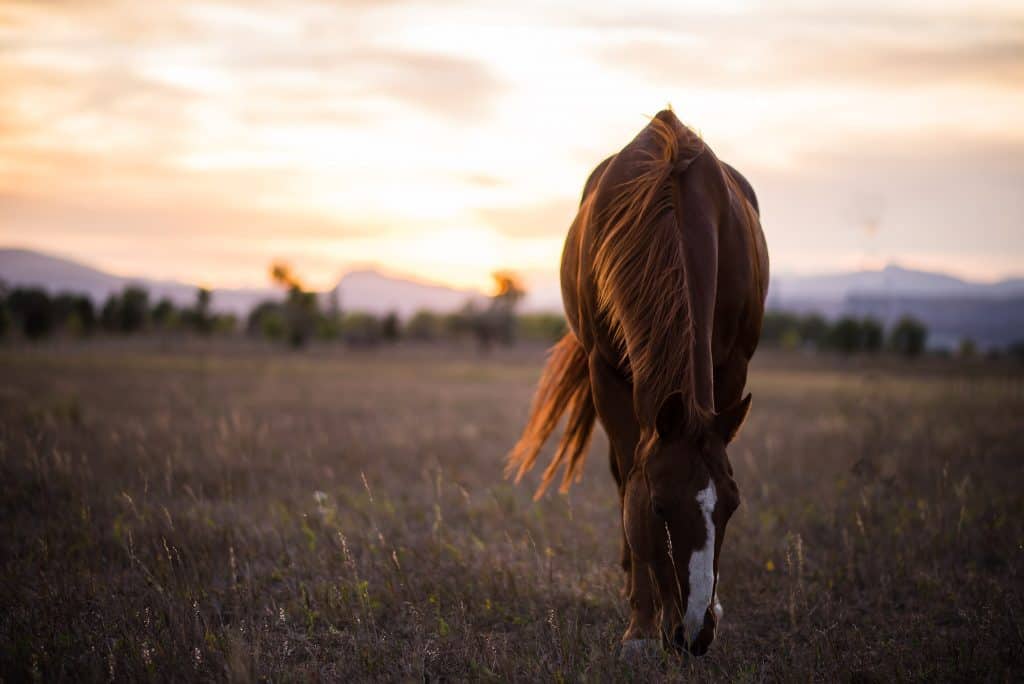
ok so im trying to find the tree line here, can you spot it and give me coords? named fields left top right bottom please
left=0, top=285, right=237, bottom=341
left=761, top=311, right=936, bottom=357
left=4, top=275, right=1023, bottom=361
left=0, top=270, right=568, bottom=348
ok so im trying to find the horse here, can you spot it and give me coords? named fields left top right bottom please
left=507, top=109, right=768, bottom=656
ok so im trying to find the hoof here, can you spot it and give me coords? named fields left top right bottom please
left=713, top=597, right=724, bottom=621
left=619, top=638, right=661, bottom=662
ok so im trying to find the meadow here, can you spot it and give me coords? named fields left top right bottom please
left=1, top=343, right=1022, bottom=682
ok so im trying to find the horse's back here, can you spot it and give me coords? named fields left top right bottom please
left=562, top=113, right=768, bottom=415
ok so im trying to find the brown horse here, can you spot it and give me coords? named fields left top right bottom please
left=507, top=109, right=768, bottom=656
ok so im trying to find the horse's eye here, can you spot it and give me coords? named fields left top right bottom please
left=651, top=500, right=666, bottom=519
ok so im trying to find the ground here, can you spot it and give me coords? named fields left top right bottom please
left=1, top=343, right=1022, bottom=681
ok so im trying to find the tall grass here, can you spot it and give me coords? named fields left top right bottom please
left=1, top=346, right=1021, bottom=681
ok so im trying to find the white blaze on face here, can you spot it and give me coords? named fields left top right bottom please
left=684, top=480, right=717, bottom=643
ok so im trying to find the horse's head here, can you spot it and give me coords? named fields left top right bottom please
left=623, top=392, right=750, bottom=655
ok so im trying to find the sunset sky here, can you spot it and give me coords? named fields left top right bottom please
left=1, top=0, right=1022, bottom=294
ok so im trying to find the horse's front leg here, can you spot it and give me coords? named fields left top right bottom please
left=621, top=552, right=661, bottom=655
left=618, top=464, right=664, bottom=653
left=589, top=351, right=655, bottom=650
left=608, top=444, right=631, bottom=592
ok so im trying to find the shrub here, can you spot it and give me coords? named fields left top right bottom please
left=7, top=288, right=54, bottom=340
left=888, top=316, right=928, bottom=358
left=406, top=310, right=443, bottom=341
left=517, top=313, right=568, bottom=343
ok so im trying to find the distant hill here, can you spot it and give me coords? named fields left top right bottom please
left=0, top=248, right=482, bottom=318
left=768, top=265, right=1024, bottom=349
left=844, top=294, right=1024, bottom=350
left=769, top=264, right=1024, bottom=305
left=335, top=269, right=480, bottom=319
left=0, top=248, right=276, bottom=316
left=3, top=249, right=1022, bottom=347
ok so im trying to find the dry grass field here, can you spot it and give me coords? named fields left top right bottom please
left=1, top=343, right=1022, bottom=682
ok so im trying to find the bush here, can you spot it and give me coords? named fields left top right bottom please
left=888, top=316, right=928, bottom=358
left=760, top=311, right=801, bottom=346
left=406, top=310, right=443, bottom=341
left=381, top=312, right=400, bottom=343
left=342, top=312, right=382, bottom=346
left=826, top=317, right=864, bottom=354
left=53, top=294, right=96, bottom=337
left=957, top=338, right=977, bottom=359
left=861, top=317, right=884, bottom=353
left=760, top=312, right=830, bottom=350
left=316, top=315, right=341, bottom=341
left=102, top=286, right=150, bottom=333
left=8, top=288, right=54, bottom=340
left=262, top=311, right=286, bottom=341
left=0, top=300, right=9, bottom=338
left=798, top=314, right=829, bottom=348
left=1008, top=341, right=1024, bottom=364
left=824, top=316, right=884, bottom=355
left=517, top=313, right=568, bottom=343
left=151, top=298, right=179, bottom=331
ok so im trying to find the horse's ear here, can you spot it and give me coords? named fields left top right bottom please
left=714, top=393, right=752, bottom=445
left=655, top=392, right=687, bottom=442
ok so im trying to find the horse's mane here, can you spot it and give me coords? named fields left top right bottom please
left=592, top=112, right=712, bottom=435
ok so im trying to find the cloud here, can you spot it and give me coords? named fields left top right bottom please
left=228, top=45, right=504, bottom=121
left=601, top=33, right=1024, bottom=91
left=2, top=0, right=1022, bottom=288
left=476, top=197, right=579, bottom=238
left=0, top=186, right=386, bottom=287
left=358, top=49, right=502, bottom=121
left=747, top=133, right=1024, bottom=278
left=580, top=3, right=1024, bottom=93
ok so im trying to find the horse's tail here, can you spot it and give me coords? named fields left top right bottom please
left=506, top=332, right=596, bottom=499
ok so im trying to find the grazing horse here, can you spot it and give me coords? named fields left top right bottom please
left=507, top=109, right=768, bottom=655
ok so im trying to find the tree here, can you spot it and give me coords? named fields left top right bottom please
left=185, top=287, right=214, bottom=335
left=380, top=312, right=400, bottom=343
left=248, top=301, right=286, bottom=341
left=517, top=313, right=567, bottom=343
left=269, top=262, right=317, bottom=348
left=760, top=311, right=801, bottom=346
left=53, top=293, right=96, bottom=337
left=406, top=310, right=442, bottom=341
left=957, top=338, right=977, bottom=359
left=888, top=316, right=927, bottom=358
left=284, top=289, right=317, bottom=348
left=824, top=316, right=884, bottom=355
left=1008, top=340, right=1024, bottom=364
left=799, top=314, right=829, bottom=349
left=119, top=287, right=150, bottom=333
left=99, top=286, right=150, bottom=333
left=8, top=288, right=54, bottom=340
left=0, top=299, right=9, bottom=339
left=101, top=294, right=120, bottom=332
left=460, top=271, right=528, bottom=350
left=861, top=317, right=884, bottom=353
left=826, top=317, right=863, bottom=354
left=341, top=312, right=382, bottom=346
left=152, top=298, right=178, bottom=331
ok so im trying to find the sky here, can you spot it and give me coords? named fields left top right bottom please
left=1, top=0, right=1022, bottom=294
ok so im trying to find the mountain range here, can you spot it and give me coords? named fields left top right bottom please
left=0, top=248, right=480, bottom=320
left=2, top=248, right=1023, bottom=347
